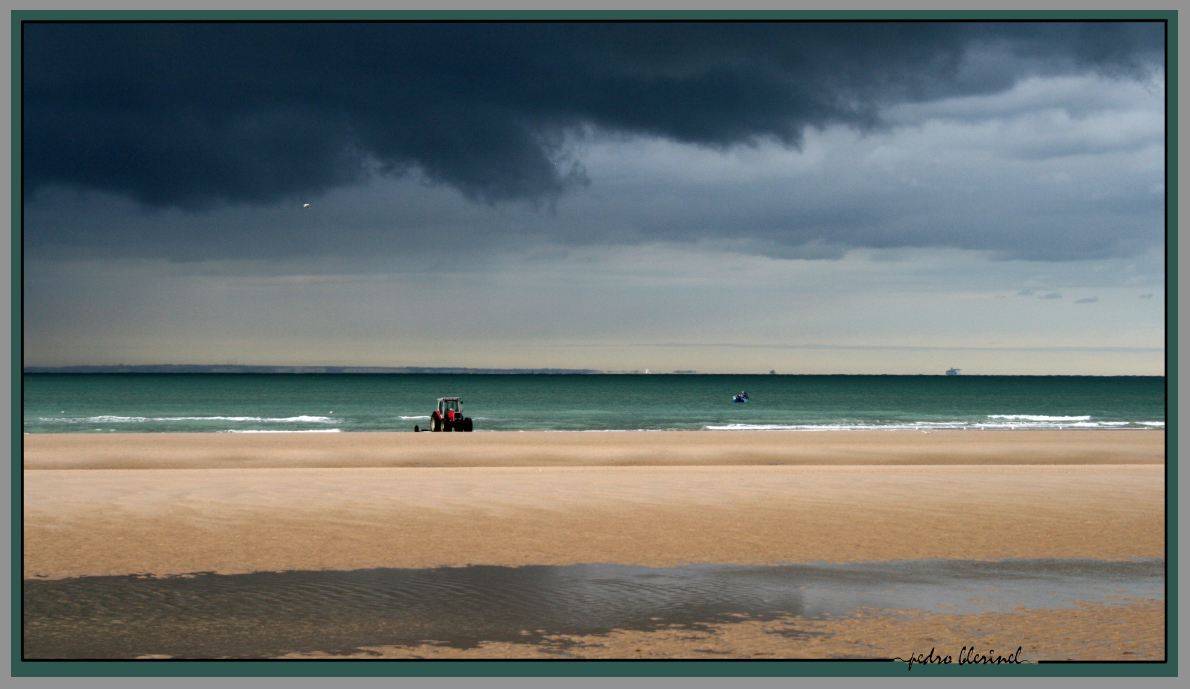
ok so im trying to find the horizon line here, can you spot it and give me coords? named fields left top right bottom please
left=524, top=343, right=1165, bottom=353
left=21, top=364, right=1165, bottom=378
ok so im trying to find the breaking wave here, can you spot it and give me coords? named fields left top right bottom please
left=220, top=429, right=342, bottom=433
left=987, top=415, right=1091, bottom=422
left=39, top=415, right=334, bottom=424
left=705, top=419, right=1160, bottom=431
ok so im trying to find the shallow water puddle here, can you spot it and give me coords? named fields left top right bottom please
left=23, top=559, right=1163, bottom=659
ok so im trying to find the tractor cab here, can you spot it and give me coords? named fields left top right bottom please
left=422, top=397, right=473, bottom=432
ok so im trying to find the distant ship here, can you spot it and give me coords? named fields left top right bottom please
left=946, top=368, right=961, bottom=376
left=770, top=369, right=777, bottom=375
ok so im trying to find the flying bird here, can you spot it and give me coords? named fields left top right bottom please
left=303, top=203, right=310, bottom=208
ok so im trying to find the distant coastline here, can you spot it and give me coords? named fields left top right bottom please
left=22, top=365, right=606, bottom=375
left=21, top=365, right=1163, bottom=377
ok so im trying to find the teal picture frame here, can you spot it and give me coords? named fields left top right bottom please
left=9, top=8, right=1178, bottom=678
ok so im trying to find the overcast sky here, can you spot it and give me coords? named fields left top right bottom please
left=22, top=21, right=1166, bottom=374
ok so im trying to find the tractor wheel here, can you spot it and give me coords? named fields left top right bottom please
left=443, top=419, right=453, bottom=432
left=463, top=418, right=473, bottom=432
left=430, top=415, right=441, bottom=432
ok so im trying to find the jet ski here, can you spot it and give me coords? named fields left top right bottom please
left=732, top=392, right=749, bottom=403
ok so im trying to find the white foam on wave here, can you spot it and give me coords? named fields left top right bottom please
left=400, top=415, right=430, bottom=420
left=707, top=419, right=1153, bottom=431
left=705, top=424, right=806, bottom=431
left=1139, top=421, right=1165, bottom=427
left=987, top=415, right=1091, bottom=422
left=40, top=415, right=335, bottom=424
left=704, top=423, right=968, bottom=432
left=971, top=421, right=1133, bottom=430
left=220, top=429, right=342, bottom=433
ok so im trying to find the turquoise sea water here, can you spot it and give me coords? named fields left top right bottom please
left=22, top=373, right=1165, bottom=434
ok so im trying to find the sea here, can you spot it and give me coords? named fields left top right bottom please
left=22, top=373, right=1166, bottom=434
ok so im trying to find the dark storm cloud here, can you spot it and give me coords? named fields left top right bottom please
left=23, top=21, right=1163, bottom=210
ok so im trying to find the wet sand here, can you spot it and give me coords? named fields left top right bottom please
left=24, top=560, right=1162, bottom=660
left=282, top=599, right=1163, bottom=661
left=23, top=429, right=1165, bottom=470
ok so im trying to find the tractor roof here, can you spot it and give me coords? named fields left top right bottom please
left=437, top=397, right=462, bottom=402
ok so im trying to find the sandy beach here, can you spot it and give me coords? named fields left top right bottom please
left=23, top=430, right=1164, bottom=578
left=22, top=430, right=1166, bottom=661
left=23, top=428, right=1165, bottom=470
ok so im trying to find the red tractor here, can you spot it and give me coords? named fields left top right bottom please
left=417, top=397, right=473, bottom=432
